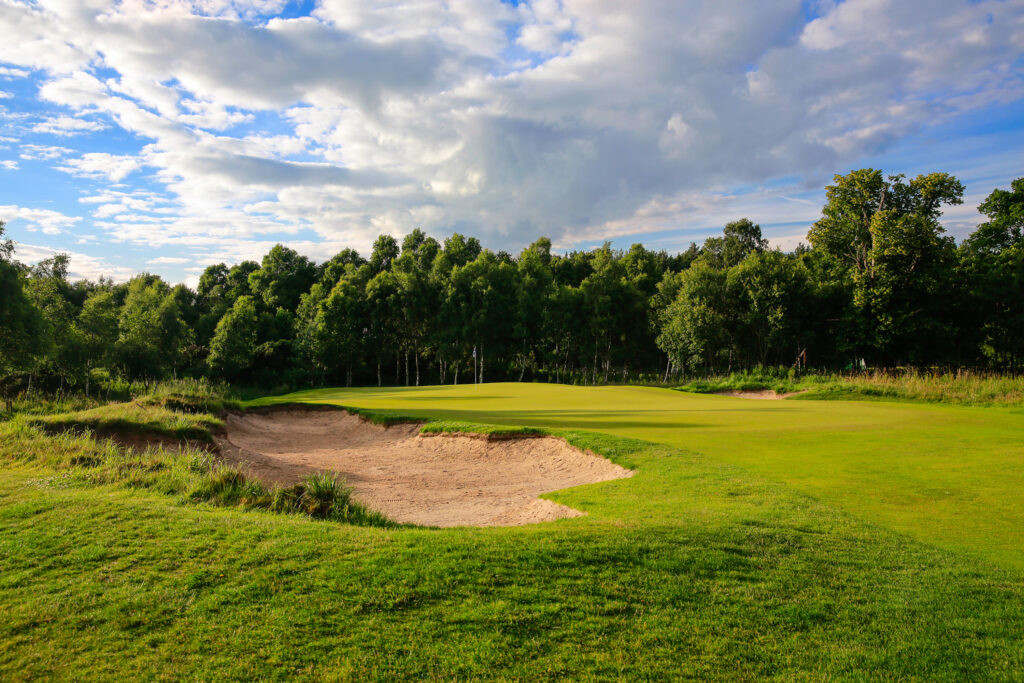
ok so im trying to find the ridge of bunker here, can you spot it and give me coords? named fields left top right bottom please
left=215, top=408, right=633, bottom=527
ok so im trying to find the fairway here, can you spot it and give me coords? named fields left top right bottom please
left=252, top=383, right=1024, bottom=569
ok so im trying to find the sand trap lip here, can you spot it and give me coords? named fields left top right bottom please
left=712, top=389, right=808, bottom=400
left=214, top=408, right=633, bottom=528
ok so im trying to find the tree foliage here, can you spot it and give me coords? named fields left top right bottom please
left=2, top=170, right=1022, bottom=394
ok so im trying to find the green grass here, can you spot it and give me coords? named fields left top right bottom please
left=27, top=402, right=224, bottom=442
left=676, top=369, right=1024, bottom=407
left=250, top=383, right=1024, bottom=570
left=1, top=406, right=393, bottom=529
left=2, top=383, right=1023, bottom=678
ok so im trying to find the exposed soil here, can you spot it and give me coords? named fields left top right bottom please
left=214, top=408, right=633, bottom=527
left=713, top=389, right=808, bottom=400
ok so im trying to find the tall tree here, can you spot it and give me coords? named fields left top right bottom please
left=248, top=245, right=317, bottom=312
left=116, top=275, right=189, bottom=379
left=961, top=178, right=1024, bottom=367
left=208, top=296, right=259, bottom=381
left=808, top=170, right=964, bottom=364
left=0, top=223, right=47, bottom=400
left=75, top=288, right=119, bottom=396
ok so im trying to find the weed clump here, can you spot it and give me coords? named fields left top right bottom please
left=270, top=473, right=391, bottom=525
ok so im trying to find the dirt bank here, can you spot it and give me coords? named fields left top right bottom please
left=215, top=408, right=633, bottom=527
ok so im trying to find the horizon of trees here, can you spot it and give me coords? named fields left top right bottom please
left=2, top=168, right=1023, bottom=398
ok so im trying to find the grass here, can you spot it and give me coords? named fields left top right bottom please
left=26, top=401, right=224, bottom=442
left=250, top=383, right=1024, bottom=570
left=1, top=406, right=392, bottom=529
left=675, top=368, right=1024, bottom=407
left=136, top=378, right=241, bottom=415
left=1, top=382, right=1023, bottom=678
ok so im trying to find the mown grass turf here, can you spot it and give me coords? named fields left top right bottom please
left=2, top=436, right=1023, bottom=680
left=3, top=384, right=1024, bottom=679
left=250, top=383, right=1024, bottom=570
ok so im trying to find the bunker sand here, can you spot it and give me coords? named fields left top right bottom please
left=216, top=409, right=633, bottom=527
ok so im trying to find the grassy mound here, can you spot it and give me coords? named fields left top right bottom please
left=3, top=403, right=392, bottom=529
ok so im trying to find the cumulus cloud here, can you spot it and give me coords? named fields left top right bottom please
left=57, top=153, right=142, bottom=182
left=0, top=66, right=30, bottom=78
left=11, top=242, right=135, bottom=281
left=0, top=0, right=1020, bottom=271
left=0, top=205, right=81, bottom=235
left=31, top=115, right=107, bottom=136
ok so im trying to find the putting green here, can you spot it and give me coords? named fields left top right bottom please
left=250, top=383, right=1024, bottom=569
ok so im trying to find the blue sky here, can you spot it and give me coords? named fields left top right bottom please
left=1, top=0, right=1022, bottom=284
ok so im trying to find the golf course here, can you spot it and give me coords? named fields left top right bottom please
left=2, top=382, right=1023, bottom=679
left=250, top=383, right=1024, bottom=570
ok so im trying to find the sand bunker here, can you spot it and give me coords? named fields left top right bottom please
left=713, top=389, right=807, bottom=400
left=215, top=408, right=633, bottom=527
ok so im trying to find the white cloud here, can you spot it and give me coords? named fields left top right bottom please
left=0, top=0, right=1019, bottom=270
left=0, top=66, right=30, bottom=78
left=56, top=153, right=142, bottom=182
left=147, top=256, right=192, bottom=264
left=0, top=159, right=17, bottom=170
left=11, top=243, right=135, bottom=282
left=19, top=144, right=73, bottom=160
left=31, top=115, right=107, bottom=136
left=0, top=205, right=82, bottom=235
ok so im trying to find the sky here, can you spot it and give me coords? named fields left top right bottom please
left=0, top=0, right=1022, bottom=285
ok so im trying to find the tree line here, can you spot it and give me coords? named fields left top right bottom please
left=1, top=168, right=1022, bottom=397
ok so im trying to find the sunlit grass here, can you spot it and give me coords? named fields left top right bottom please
left=675, top=368, right=1024, bottom=407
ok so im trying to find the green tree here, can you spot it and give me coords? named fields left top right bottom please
left=0, top=223, right=47, bottom=402
left=656, top=262, right=733, bottom=373
left=702, top=219, right=769, bottom=268
left=116, top=275, right=189, bottom=379
left=75, top=288, right=119, bottom=396
left=808, top=170, right=964, bottom=364
left=208, top=296, right=259, bottom=381
left=248, top=246, right=316, bottom=312
left=961, top=178, right=1024, bottom=367
left=728, top=251, right=810, bottom=367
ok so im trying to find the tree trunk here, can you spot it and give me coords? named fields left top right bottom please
left=377, top=361, right=382, bottom=387
left=480, top=345, right=484, bottom=384
left=663, top=356, right=671, bottom=383
left=405, top=349, right=409, bottom=386
left=395, top=351, right=399, bottom=385
left=415, top=345, right=420, bottom=386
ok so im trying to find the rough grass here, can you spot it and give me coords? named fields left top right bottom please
left=26, top=402, right=223, bottom=442
left=1, top=406, right=393, bottom=529
left=675, top=369, right=1024, bottom=407
left=2, top=404, right=1023, bottom=679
